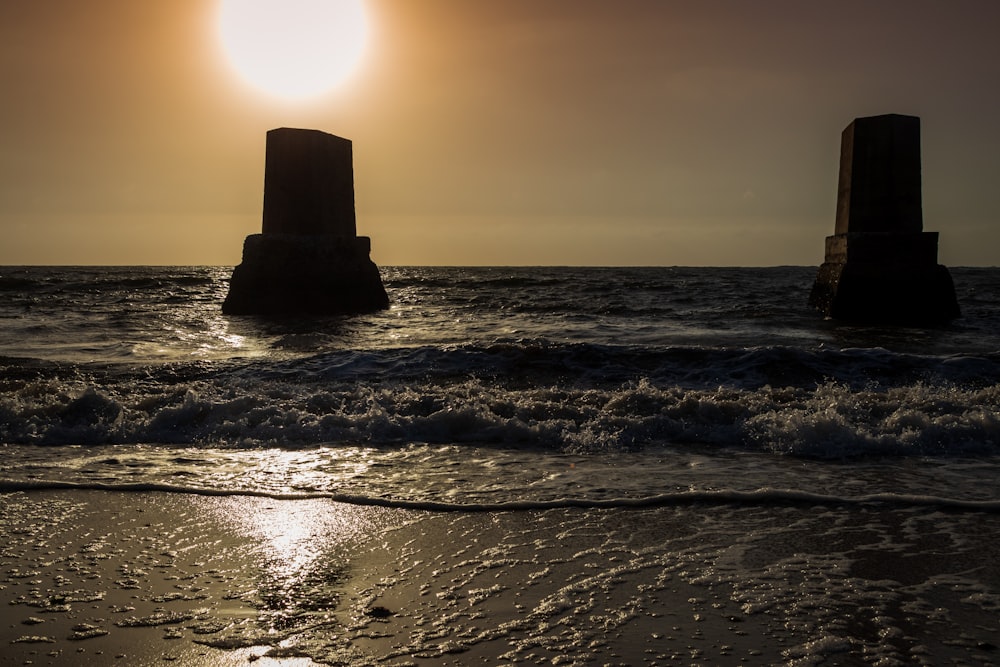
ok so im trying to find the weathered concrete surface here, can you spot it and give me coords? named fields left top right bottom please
left=810, top=114, right=959, bottom=324
left=223, top=128, right=388, bottom=315
left=835, top=114, right=923, bottom=235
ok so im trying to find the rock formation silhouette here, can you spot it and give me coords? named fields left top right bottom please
left=223, top=128, right=389, bottom=315
left=809, top=114, right=959, bottom=324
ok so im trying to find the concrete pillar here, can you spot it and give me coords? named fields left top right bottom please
left=835, top=114, right=923, bottom=235
left=261, top=128, right=357, bottom=237
left=810, top=114, right=959, bottom=324
left=223, top=128, right=388, bottom=315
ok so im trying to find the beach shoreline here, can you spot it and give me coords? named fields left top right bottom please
left=3, top=489, right=1000, bottom=665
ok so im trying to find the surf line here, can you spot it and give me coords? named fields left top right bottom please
left=2, top=480, right=1000, bottom=514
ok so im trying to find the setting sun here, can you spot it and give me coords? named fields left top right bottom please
left=217, top=0, right=369, bottom=100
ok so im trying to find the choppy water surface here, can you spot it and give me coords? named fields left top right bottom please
left=2, top=265, right=1000, bottom=664
left=3, top=266, right=1000, bottom=469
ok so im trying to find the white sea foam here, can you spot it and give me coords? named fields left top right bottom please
left=3, top=370, right=1000, bottom=458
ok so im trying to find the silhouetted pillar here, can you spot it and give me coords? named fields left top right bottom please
left=835, top=114, right=923, bottom=235
left=223, top=128, right=389, bottom=315
left=262, top=129, right=357, bottom=237
left=809, top=114, right=959, bottom=324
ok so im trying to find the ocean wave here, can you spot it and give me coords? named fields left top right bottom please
left=2, top=479, right=998, bottom=513
left=2, top=348, right=1000, bottom=457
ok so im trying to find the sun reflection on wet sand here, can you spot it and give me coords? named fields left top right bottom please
left=206, top=495, right=407, bottom=636
left=212, top=497, right=378, bottom=578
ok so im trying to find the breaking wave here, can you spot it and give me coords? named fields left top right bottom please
left=3, top=344, right=1000, bottom=458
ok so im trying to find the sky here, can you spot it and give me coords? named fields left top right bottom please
left=1, top=0, right=999, bottom=266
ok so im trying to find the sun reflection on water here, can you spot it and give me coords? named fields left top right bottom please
left=198, top=316, right=255, bottom=358
left=214, top=447, right=378, bottom=495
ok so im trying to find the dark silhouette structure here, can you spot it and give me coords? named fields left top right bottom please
left=223, top=128, right=389, bottom=315
left=809, top=114, right=959, bottom=324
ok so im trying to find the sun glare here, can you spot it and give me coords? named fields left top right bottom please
left=218, top=0, right=369, bottom=100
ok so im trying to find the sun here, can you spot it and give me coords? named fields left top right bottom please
left=217, top=0, right=369, bottom=100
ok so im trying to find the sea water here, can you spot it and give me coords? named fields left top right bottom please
left=2, top=265, right=1000, bottom=664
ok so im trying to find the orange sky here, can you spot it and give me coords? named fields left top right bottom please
left=2, top=0, right=999, bottom=266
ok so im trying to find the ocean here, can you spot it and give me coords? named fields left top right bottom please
left=2, top=265, right=999, bottom=665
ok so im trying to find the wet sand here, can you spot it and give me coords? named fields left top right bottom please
left=2, top=490, right=999, bottom=665
left=0, top=491, right=341, bottom=666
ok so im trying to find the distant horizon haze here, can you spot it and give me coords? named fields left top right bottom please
left=2, top=1, right=999, bottom=266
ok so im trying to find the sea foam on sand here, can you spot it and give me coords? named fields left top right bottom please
left=2, top=490, right=999, bottom=666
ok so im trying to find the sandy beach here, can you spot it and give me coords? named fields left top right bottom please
left=3, top=489, right=1000, bottom=666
